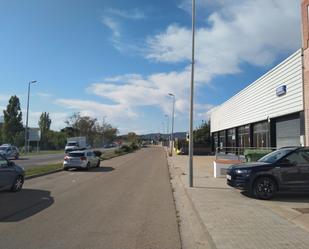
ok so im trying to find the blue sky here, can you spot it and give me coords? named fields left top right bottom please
left=0, top=0, right=302, bottom=134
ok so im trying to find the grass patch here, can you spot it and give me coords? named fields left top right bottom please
left=25, top=163, right=63, bottom=177
left=21, top=150, right=64, bottom=157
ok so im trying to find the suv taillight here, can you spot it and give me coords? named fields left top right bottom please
left=80, top=156, right=87, bottom=161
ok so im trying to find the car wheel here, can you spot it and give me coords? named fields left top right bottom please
left=11, top=175, right=24, bottom=192
left=63, top=167, right=69, bottom=171
left=96, top=160, right=100, bottom=168
left=253, top=176, right=277, bottom=200
left=15, top=154, right=19, bottom=160
left=86, top=162, right=90, bottom=171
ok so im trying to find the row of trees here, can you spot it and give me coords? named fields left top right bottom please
left=0, top=96, right=119, bottom=150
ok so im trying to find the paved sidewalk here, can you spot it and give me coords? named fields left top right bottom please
left=168, top=154, right=309, bottom=249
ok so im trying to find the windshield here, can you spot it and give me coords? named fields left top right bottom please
left=67, top=142, right=77, bottom=146
left=258, top=148, right=296, bottom=163
left=69, top=152, right=85, bottom=157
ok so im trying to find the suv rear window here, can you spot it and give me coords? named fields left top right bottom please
left=67, top=142, right=77, bottom=146
left=69, top=152, right=85, bottom=157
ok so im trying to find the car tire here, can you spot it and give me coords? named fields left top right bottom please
left=15, top=154, right=19, bottom=160
left=252, top=176, right=277, bottom=200
left=63, top=167, right=69, bottom=171
left=11, top=175, right=24, bottom=192
left=96, top=160, right=100, bottom=168
left=86, top=162, right=90, bottom=171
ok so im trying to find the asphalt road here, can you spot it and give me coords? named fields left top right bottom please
left=13, top=153, right=65, bottom=169
left=12, top=148, right=116, bottom=170
left=0, top=147, right=181, bottom=249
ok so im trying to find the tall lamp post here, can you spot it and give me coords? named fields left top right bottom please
left=168, top=93, right=175, bottom=156
left=189, top=0, right=196, bottom=187
left=164, top=114, right=170, bottom=138
left=24, top=80, right=37, bottom=153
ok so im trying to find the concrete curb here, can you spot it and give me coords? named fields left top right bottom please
left=25, top=169, right=63, bottom=180
left=165, top=148, right=217, bottom=249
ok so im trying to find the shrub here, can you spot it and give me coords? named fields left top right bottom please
left=130, top=143, right=139, bottom=150
left=120, top=145, right=132, bottom=153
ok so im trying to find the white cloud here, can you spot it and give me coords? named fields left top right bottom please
left=21, top=110, right=69, bottom=131
left=105, top=8, right=146, bottom=20
left=101, top=8, right=146, bottom=52
left=55, top=99, right=137, bottom=121
left=56, top=0, right=302, bottom=134
left=101, top=16, right=121, bottom=38
left=147, top=0, right=301, bottom=84
left=36, top=92, right=53, bottom=98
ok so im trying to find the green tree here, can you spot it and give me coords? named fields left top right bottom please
left=65, top=113, right=118, bottom=147
left=39, top=112, right=51, bottom=134
left=2, top=96, right=24, bottom=145
left=38, top=112, right=52, bottom=149
left=126, top=132, right=139, bottom=144
left=193, top=120, right=211, bottom=146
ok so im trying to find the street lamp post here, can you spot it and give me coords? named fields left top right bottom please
left=164, top=114, right=169, bottom=138
left=24, top=80, right=37, bottom=154
left=189, top=0, right=196, bottom=187
left=168, top=93, right=175, bottom=156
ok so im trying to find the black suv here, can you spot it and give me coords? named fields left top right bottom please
left=226, top=147, right=309, bottom=199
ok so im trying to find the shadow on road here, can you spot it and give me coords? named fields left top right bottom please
left=241, top=191, right=309, bottom=203
left=0, top=189, right=54, bottom=222
left=270, top=192, right=309, bottom=203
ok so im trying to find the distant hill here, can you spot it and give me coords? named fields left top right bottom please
left=139, top=132, right=186, bottom=140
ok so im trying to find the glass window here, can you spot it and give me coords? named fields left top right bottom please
left=219, top=130, right=226, bottom=149
left=253, top=122, right=270, bottom=148
left=285, top=150, right=309, bottom=165
left=213, top=133, right=218, bottom=149
left=259, top=148, right=295, bottom=163
left=227, top=128, right=236, bottom=153
left=69, top=152, right=85, bottom=157
left=0, top=155, right=8, bottom=167
left=238, top=125, right=250, bottom=148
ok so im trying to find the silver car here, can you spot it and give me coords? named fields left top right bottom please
left=63, top=150, right=100, bottom=170
left=0, top=144, right=20, bottom=160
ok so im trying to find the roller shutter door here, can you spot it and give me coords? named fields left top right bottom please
left=276, top=117, right=300, bottom=148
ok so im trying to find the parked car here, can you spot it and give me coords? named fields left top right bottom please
left=226, top=147, right=309, bottom=199
left=0, top=144, right=20, bottom=159
left=0, top=154, right=25, bottom=192
left=63, top=150, right=100, bottom=170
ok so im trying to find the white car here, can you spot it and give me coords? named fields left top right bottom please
left=63, top=150, right=100, bottom=170
left=0, top=144, right=20, bottom=159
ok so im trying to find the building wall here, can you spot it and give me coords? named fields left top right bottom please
left=210, top=50, right=303, bottom=133
left=302, top=0, right=309, bottom=146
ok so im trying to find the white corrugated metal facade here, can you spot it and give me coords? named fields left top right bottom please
left=210, top=50, right=304, bottom=133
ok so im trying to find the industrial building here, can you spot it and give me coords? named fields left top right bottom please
left=210, top=0, right=309, bottom=152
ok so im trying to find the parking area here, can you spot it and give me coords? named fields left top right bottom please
left=169, top=154, right=309, bottom=249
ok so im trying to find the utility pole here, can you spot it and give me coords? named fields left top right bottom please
left=102, top=116, right=106, bottom=146
left=168, top=93, right=175, bottom=156
left=165, top=114, right=170, bottom=138
left=189, top=0, right=196, bottom=187
left=24, top=80, right=37, bottom=154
